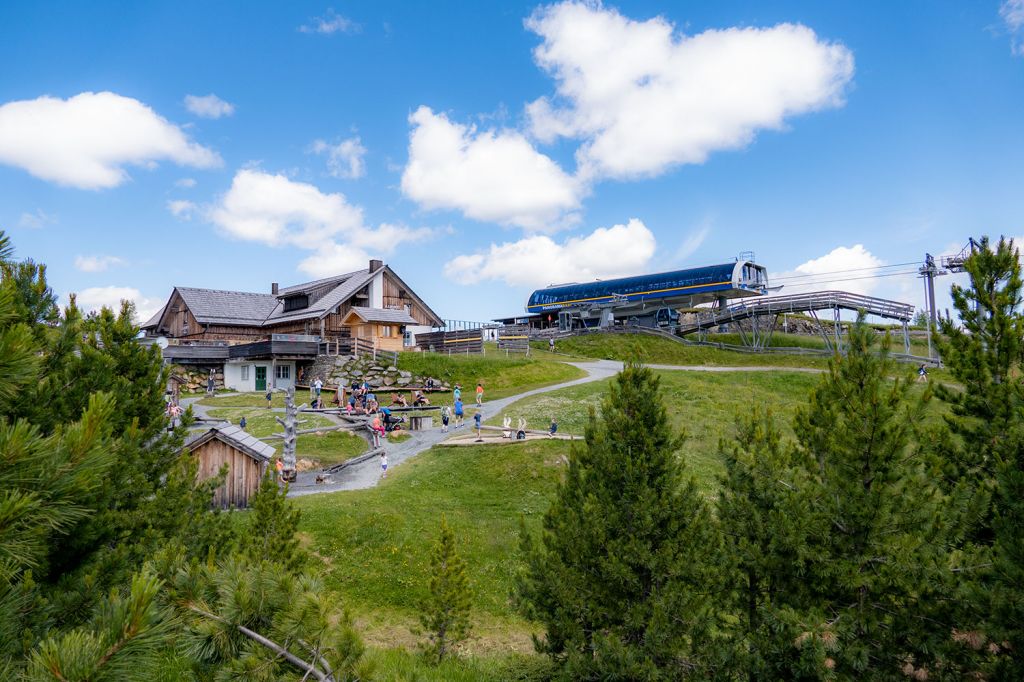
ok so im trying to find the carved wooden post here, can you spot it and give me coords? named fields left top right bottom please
left=276, top=387, right=298, bottom=481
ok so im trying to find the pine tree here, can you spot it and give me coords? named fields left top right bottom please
left=243, top=467, right=305, bottom=574
left=935, top=236, right=1024, bottom=675
left=717, top=409, right=817, bottom=679
left=787, top=318, right=946, bottom=678
left=517, top=362, right=723, bottom=680
left=419, top=514, right=472, bottom=664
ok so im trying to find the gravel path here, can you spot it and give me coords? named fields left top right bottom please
left=284, top=360, right=823, bottom=497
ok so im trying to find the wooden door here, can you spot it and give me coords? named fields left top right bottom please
left=255, top=366, right=266, bottom=391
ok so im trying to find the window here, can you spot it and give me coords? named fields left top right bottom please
left=380, top=325, right=393, bottom=337
left=283, top=295, right=309, bottom=312
left=241, top=365, right=249, bottom=381
left=276, top=365, right=290, bottom=380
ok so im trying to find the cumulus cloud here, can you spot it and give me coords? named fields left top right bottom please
left=1002, top=0, right=1024, bottom=55
left=209, top=169, right=364, bottom=246
left=311, top=137, right=367, bottom=179
left=299, top=9, right=358, bottom=35
left=209, top=169, right=434, bottom=278
left=0, top=92, right=220, bottom=189
left=175, top=177, right=197, bottom=188
left=184, top=93, right=235, bottom=119
left=525, top=2, right=854, bottom=180
left=444, top=217, right=655, bottom=287
left=402, top=106, right=582, bottom=231
left=74, top=255, right=125, bottom=273
left=18, top=209, right=56, bottom=229
left=167, top=199, right=197, bottom=219
left=771, top=244, right=886, bottom=297
left=74, top=286, right=161, bottom=324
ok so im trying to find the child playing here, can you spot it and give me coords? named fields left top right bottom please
left=475, top=382, right=484, bottom=406
left=380, top=451, right=388, bottom=478
left=454, top=398, right=464, bottom=429
left=549, top=418, right=558, bottom=436
left=474, top=411, right=483, bottom=441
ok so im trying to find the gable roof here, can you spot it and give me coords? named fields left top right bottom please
left=264, top=269, right=375, bottom=324
left=183, top=423, right=277, bottom=462
left=142, top=262, right=442, bottom=331
left=343, top=306, right=418, bottom=325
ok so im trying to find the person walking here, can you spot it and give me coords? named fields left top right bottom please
left=453, top=384, right=462, bottom=403
left=549, top=418, right=558, bottom=437
left=441, top=404, right=451, bottom=432
left=917, top=364, right=928, bottom=383
left=454, top=397, right=464, bottom=429
left=549, top=337, right=555, bottom=353
left=475, top=382, right=484, bottom=406
left=380, top=451, right=388, bottom=478
left=314, top=376, right=323, bottom=399
left=474, top=410, right=483, bottom=441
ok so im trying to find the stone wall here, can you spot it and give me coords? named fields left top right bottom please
left=303, top=355, right=448, bottom=390
left=170, top=365, right=224, bottom=392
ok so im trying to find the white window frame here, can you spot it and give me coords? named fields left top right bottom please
left=241, top=365, right=249, bottom=381
left=276, top=365, right=291, bottom=380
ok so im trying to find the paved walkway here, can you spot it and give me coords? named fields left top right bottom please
left=284, top=360, right=823, bottom=497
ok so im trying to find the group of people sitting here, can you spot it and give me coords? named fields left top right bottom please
left=390, top=390, right=431, bottom=408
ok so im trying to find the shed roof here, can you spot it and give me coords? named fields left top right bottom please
left=343, top=306, right=419, bottom=324
left=183, top=423, right=277, bottom=462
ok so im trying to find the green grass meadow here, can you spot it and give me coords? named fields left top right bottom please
left=396, top=351, right=585, bottom=401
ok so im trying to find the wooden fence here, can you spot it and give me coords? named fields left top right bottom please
left=415, top=329, right=484, bottom=354
left=497, top=324, right=531, bottom=353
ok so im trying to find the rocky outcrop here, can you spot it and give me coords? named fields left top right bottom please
left=303, top=355, right=447, bottom=390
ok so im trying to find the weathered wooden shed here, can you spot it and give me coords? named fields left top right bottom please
left=182, top=424, right=276, bottom=509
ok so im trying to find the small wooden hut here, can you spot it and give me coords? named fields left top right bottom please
left=182, top=424, right=276, bottom=509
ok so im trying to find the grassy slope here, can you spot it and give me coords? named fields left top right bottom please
left=540, top=334, right=831, bottom=368
left=296, top=371, right=820, bottom=649
left=396, top=351, right=585, bottom=401
left=489, top=370, right=822, bottom=497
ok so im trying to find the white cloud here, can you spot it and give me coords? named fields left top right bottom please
left=299, top=9, right=358, bottom=35
left=74, top=286, right=161, bottom=324
left=772, top=244, right=886, bottom=297
left=297, top=244, right=372, bottom=278
left=209, top=169, right=433, bottom=277
left=184, top=93, right=235, bottom=119
left=673, top=224, right=710, bottom=263
left=1002, top=0, right=1024, bottom=55
left=0, top=92, right=220, bottom=189
left=167, top=199, right=197, bottom=219
left=209, top=169, right=364, bottom=246
left=74, top=255, right=125, bottom=273
left=298, top=224, right=435, bottom=278
left=444, top=217, right=656, bottom=287
left=525, top=2, right=854, bottom=180
left=175, top=177, right=197, bottom=188
left=18, top=208, right=56, bottom=229
left=311, top=137, right=367, bottom=179
left=401, top=106, right=582, bottom=231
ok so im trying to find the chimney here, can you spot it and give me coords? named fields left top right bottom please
left=369, top=259, right=383, bottom=272
left=271, top=282, right=279, bottom=295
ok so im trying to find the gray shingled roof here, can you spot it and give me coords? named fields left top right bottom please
left=277, top=270, right=360, bottom=296
left=183, top=423, right=277, bottom=462
left=345, top=306, right=418, bottom=324
left=177, top=287, right=280, bottom=326
left=141, top=302, right=168, bottom=329
left=265, top=269, right=375, bottom=323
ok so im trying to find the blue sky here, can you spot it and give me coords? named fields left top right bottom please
left=1, top=0, right=1023, bottom=323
